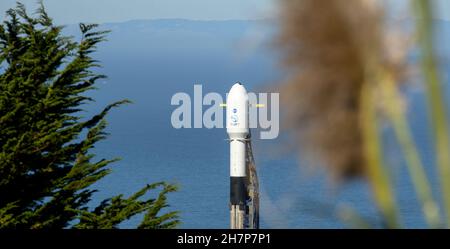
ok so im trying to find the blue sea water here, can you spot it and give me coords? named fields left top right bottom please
left=69, top=19, right=450, bottom=228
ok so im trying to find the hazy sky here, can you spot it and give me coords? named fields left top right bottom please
left=0, top=0, right=275, bottom=24
left=0, top=0, right=449, bottom=25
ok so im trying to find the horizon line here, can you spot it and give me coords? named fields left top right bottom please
left=59, top=17, right=275, bottom=27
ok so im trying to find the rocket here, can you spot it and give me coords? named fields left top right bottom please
left=227, top=82, right=249, bottom=205
left=226, top=82, right=253, bottom=229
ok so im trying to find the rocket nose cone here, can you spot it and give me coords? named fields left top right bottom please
left=229, top=82, right=247, bottom=96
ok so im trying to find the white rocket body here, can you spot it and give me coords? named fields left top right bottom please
left=226, top=83, right=249, bottom=178
left=227, top=82, right=259, bottom=229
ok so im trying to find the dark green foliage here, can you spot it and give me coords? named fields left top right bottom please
left=0, top=3, right=179, bottom=229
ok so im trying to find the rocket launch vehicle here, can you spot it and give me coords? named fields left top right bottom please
left=226, top=83, right=259, bottom=229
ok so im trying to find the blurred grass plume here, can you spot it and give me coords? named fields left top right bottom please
left=276, top=0, right=448, bottom=228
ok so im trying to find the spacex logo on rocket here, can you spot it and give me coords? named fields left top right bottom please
left=170, top=83, right=279, bottom=139
left=230, top=108, right=238, bottom=126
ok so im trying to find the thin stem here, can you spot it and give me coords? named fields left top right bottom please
left=380, top=74, right=441, bottom=228
left=360, top=83, right=400, bottom=228
left=413, top=0, right=450, bottom=226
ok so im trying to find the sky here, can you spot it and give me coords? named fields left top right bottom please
left=0, top=0, right=449, bottom=25
left=0, top=0, right=275, bottom=24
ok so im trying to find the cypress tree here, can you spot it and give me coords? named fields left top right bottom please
left=0, top=3, right=179, bottom=229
